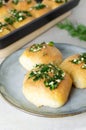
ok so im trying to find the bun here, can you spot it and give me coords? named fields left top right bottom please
left=60, top=53, right=86, bottom=88
left=0, top=5, right=10, bottom=18
left=0, top=0, right=67, bottom=37
left=29, top=3, right=51, bottom=18
left=19, top=42, right=62, bottom=70
left=13, top=17, right=34, bottom=28
left=23, top=64, right=72, bottom=108
left=0, top=20, right=15, bottom=37
left=42, top=0, right=64, bottom=9
left=8, top=0, right=36, bottom=11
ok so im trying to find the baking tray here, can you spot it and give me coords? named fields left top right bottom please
left=0, top=0, right=80, bottom=49
left=0, top=11, right=71, bottom=58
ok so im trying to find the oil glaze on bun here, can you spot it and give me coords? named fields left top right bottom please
left=60, top=53, right=86, bottom=88
left=0, top=5, right=10, bottom=18
left=29, top=3, right=51, bottom=18
left=4, top=9, right=34, bottom=29
left=19, top=42, right=63, bottom=70
left=0, top=24, right=14, bottom=37
left=42, top=0, right=65, bottom=9
left=0, top=19, right=15, bottom=37
left=13, top=17, right=34, bottom=28
left=23, top=64, right=72, bottom=108
left=8, top=0, right=36, bottom=11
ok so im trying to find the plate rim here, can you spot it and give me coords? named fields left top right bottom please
left=0, top=43, right=86, bottom=118
left=0, top=91, right=84, bottom=118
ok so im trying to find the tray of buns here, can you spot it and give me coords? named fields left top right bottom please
left=0, top=0, right=80, bottom=50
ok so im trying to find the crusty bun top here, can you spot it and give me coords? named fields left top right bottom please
left=19, top=42, right=63, bottom=70
left=60, top=53, right=86, bottom=88
left=29, top=3, right=51, bottom=18
left=23, top=63, right=72, bottom=107
left=42, top=0, right=65, bottom=9
left=27, top=63, right=66, bottom=90
left=8, top=0, right=36, bottom=11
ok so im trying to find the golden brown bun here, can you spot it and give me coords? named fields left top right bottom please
left=19, top=44, right=63, bottom=70
left=0, top=5, right=10, bottom=18
left=0, top=20, right=14, bottom=37
left=42, top=0, right=64, bottom=9
left=13, top=17, right=34, bottom=28
left=30, top=6, right=51, bottom=18
left=0, top=28, right=10, bottom=37
left=0, top=17, right=4, bottom=22
left=8, top=0, right=36, bottom=11
left=23, top=71, right=72, bottom=108
left=60, top=54, right=86, bottom=88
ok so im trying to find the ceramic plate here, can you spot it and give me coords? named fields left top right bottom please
left=0, top=43, right=86, bottom=118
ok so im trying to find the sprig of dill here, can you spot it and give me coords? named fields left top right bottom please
left=57, top=20, right=86, bottom=41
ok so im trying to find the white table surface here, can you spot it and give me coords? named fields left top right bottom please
left=0, top=0, right=86, bottom=130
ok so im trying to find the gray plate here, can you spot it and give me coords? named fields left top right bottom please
left=0, top=43, right=86, bottom=118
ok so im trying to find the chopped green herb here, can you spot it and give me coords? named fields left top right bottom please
left=43, top=52, right=47, bottom=56
left=71, top=53, right=86, bottom=69
left=57, top=20, right=86, bottom=41
left=12, top=0, right=19, bottom=5
left=10, top=9, right=32, bottom=20
left=12, top=0, right=32, bottom=4
left=0, top=0, right=5, bottom=7
left=5, top=16, right=16, bottom=25
left=82, top=64, right=86, bottom=69
left=0, top=22, right=7, bottom=29
left=5, top=9, right=32, bottom=25
left=22, top=10, right=32, bottom=16
left=55, top=0, right=64, bottom=3
left=28, top=64, right=65, bottom=90
left=29, top=42, right=55, bottom=52
left=71, top=58, right=81, bottom=64
left=32, top=3, right=46, bottom=10
left=27, top=0, right=32, bottom=4
left=55, top=0, right=67, bottom=3
left=47, top=41, right=54, bottom=46
left=29, top=42, right=46, bottom=52
left=80, top=53, right=86, bottom=62
left=0, top=22, right=7, bottom=32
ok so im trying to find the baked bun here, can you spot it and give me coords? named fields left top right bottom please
left=8, top=0, right=36, bottom=11
left=0, top=5, right=10, bottom=18
left=19, top=42, right=62, bottom=70
left=29, top=3, right=51, bottom=18
left=42, top=0, right=65, bottom=9
left=13, top=16, right=34, bottom=28
left=4, top=9, right=34, bottom=29
left=0, top=21, right=14, bottom=37
left=23, top=64, right=72, bottom=108
left=0, top=26, right=10, bottom=37
left=60, top=53, right=86, bottom=88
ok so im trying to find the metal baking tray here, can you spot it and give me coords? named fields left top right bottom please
left=0, top=0, right=80, bottom=49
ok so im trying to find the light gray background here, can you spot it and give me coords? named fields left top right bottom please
left=0, top=0, right=86, bottom=130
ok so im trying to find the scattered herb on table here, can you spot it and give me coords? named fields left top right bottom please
left=57, top=20, right=86, bottom=41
